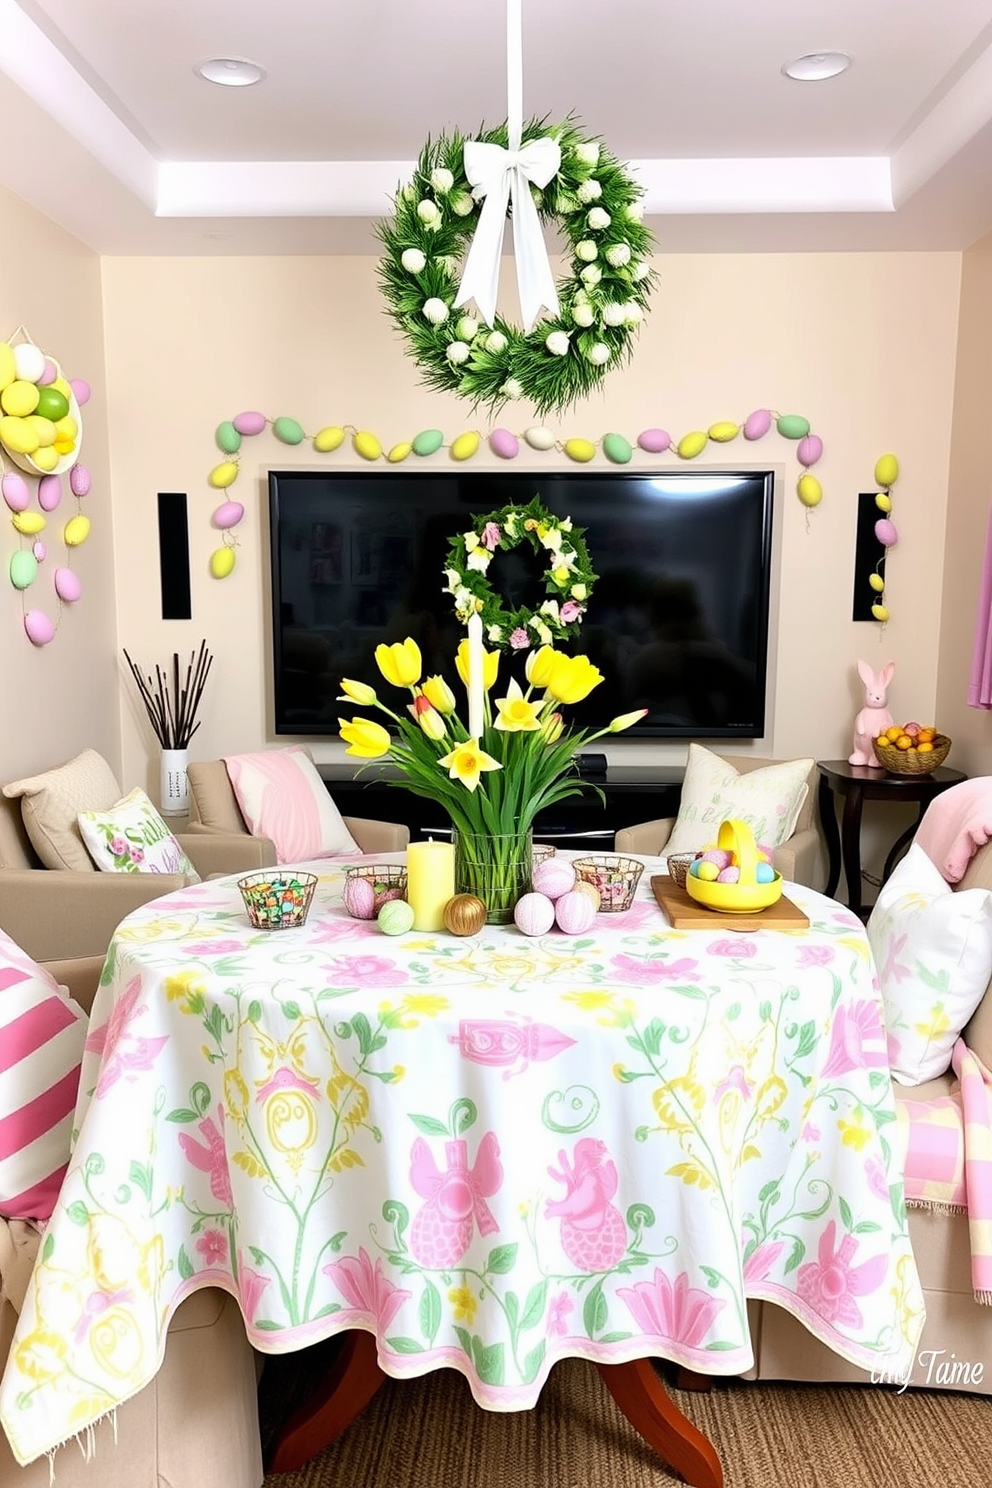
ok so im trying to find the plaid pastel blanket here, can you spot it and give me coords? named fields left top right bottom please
left=897, top=1036, right=992, bottom=1302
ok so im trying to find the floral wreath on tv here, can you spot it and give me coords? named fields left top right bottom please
left=376, top=118, right=656, bottom=419
left=443, top=497, right=596, bottom=650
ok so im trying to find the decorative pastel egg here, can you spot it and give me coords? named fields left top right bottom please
left=24, top=609, right=55, bottom=646
left=213, top=500, right=244, bottom=529
left=756, top=862, right=776, bottom=883
left=676, top=430, right=708, bottom=459
left=38, top=359, right=57, bottom=386
left=637, top=428, right=672, bottom=454
left=875, top=518, right=899, bottom=547
left=1, top=381, right=40, bottom=418
left=443, top=893, right=487, bottom=937
left=215, top=420, right=242, bottom=454
left=797, top=433, right=823, bottom=466
left=743, top=409, right=772, bottom=440
left=532, top=857, right=577, bottom=901
left=63, top=514, right=90, bottom=547
left=273, top=416, right=305, bottom=445
left=708, top=421, right=739, bottom=443
left=33, top=446, right=59, bottom=471
left=554, top=889, right=596, bottom=935
left=776, top=413, right=811, bottom=440
left=9, top=550, right=38, bottom=589
left=209, top=461, right=239, bottom=489
left=412, top=428, right=444, bottom=457
left=37, top=475, right=61, bottom=512
left=692, top=860, right=720, bottom=881
left=602, top=432, right=633, bottom=464
left=869, top=573, right=885, bottom=592
left=353, top=430, right=382, bottom=461
left=524, top=426, right=556, bottom=451
left=797, top=474, right=822, bottom=508
left=233, top=410, right=267, bottom=436
left=54, top=567, right=81, bottom=602
left=12, top=343, right=46, bottom=383
left=450, top=431, right=480, bottom=462
left=343, top=875, right=377, bottom=919
left=564, top=437, right=597, bottom=463
left=313, top=425, right=346, bottom=452
left=387, top=443, right=412, bottom=463
left=871, top=602, right=890, bottom=623
left=68, top=463, right=91, bottom=497
left=2, top=471, right=30, bottom=512
left=378, top=899, right=416, bottom=936
left=35, top=387, right=69, bottom=423
left=32, top=541, right=45, bottom=561
left=717, top=866, right=741, bottom=884
left=875, top=492, right=892, bottom=513
left=12, top=510, right=45, bottom=536
left=513, top=891, right=556, bottom=936
left=874, top=453, right=899, bottom=488
left=0, top=415, right=39, bottom=453
left=700, top=849, right=732, bottom=868
left=572, top=878, right=601, bottom=913
left=210, top=547, right=235, bottom=578
left=69, top=377, right=91, bottom=405
left=489, top=427, right=519, bottom=459
left=24, top=414, right=55, bottom=449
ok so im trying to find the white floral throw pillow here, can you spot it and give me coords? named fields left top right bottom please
left=78, top=787, right=200, bottom=880
left=664, top=744, right=813, bottom=856
left=867, top=843, right=992, bottom=1085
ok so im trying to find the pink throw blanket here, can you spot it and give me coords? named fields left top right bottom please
left=898, top=1037, right=992, bottom=1302
left=914, top=778, right=992, bottom=883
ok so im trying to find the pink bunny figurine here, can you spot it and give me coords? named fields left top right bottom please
left=849, top=659, right=895, bottom=767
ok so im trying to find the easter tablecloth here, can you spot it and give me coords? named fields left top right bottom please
left=1, top=855, right=924, bottom=1465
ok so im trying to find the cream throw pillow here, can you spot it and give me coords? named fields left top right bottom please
left=224, top=746, right=360, bottom=863
left=2, top=749, right=122, bottom=870
left=664, top=744, right=813, bottom=856
left=867, top=843, right=992, bottom=1085
left=78, top=788, right=200, bottom=881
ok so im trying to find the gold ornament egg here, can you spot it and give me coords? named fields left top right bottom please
left=443, top=893, right=487, bottom=937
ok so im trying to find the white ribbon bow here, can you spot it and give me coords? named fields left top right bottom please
left=454, top=136, right=561, bottom=333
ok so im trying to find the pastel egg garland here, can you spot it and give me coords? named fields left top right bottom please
left=203, top=407, right=825, bottom=580
left=865, top=452, right=900, bottom=625
left=2, top=331, right=92, bottom=646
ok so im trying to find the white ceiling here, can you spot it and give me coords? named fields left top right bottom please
left=3, top=0, right=992, bottom=256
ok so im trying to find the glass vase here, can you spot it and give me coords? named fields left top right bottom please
left=452, top=827, right=533, bottom=926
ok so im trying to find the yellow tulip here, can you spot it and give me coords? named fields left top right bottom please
left=539, top=711, right=564, bottom=743
left=422, top=674, right=457, bottom=714
left=525, top=646, right=558, bottom=689
left=437, top=739, right=502, bottom=792
left=494, top=679, right=542, bottom=732
left=544, top=653, right=603, bottom=705
left=455, top=638, right=499, bottom=690
left=338, top=716, right=391, bottom=758
left=338, top=678, right=378, bottom=707
left=609, top=708, right=649, bottom=733
left=410, top=694, right=447, bottom=741
left=375, top=638, right=422, bottom=688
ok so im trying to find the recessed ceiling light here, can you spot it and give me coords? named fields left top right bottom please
left=196, top=57, right=265, bottom=87
left=782, top=51, right=852, bottom=82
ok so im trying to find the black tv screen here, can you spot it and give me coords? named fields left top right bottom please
left=267, top=468, right=774, bottom=740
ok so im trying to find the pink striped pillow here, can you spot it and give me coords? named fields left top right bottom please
left=0, top=929, right=86, bottom=1223
left=224, top=746, right=359, bottom=863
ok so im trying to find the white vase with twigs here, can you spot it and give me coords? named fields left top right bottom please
left=123, top=641, right=213, bottom=816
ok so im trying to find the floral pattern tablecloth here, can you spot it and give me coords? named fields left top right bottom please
left=1, top=855, right=924, bottom=1465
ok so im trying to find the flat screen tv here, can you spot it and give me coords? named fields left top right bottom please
left=267, top=468, right=774, bottom=740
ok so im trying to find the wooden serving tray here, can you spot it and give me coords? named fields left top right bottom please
left=650, top=875, right=810, bottom=931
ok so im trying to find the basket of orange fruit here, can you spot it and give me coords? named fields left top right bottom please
left=872, top=722, right=951, bottom=775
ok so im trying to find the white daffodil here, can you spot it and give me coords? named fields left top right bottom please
left=464, top=530, right=480, bottom=551
left=467, top=547, right=492, bottom=572
left=539, top=526, right=563, bottom=552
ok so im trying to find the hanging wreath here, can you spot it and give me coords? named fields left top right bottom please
left=376, top=117, right=656, bottom=420
left=443, top=497, right=597, bottom=650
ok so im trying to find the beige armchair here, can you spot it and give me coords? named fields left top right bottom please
left=0, top=789, right=275, bottom=964
left=0, top=956, right=264, bottom=1487
left=614, top=756, right=824, bottom=888
left=186, top=757, right=410, bottom=855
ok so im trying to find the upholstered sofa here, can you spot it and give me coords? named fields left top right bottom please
left=742, top=834, right=992, bottom=1394
left=0, top=957, right=264, bottom=1487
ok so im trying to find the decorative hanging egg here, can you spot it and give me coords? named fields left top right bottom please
left=352, top=430, right=382, bottom=461
left=210, top=546, right=235, bottom=578
left=69, top=377, right=91, bottom=405
left=524, top=426, right=556, bottom=451
left=313, top=425, right=346, bottom=452
left=215, top=420, right=242, bottom=454
left=68, top=464, right=91, bottom=497
left=872, top=602, right=890, bottom=622
left=532, top=857, right=576, bottom=901
left=38, top=475, right=62, bottom=512
left=875, top=518, right=898, bottom=547
left=213, top=500, right=244, bottom=529
left=24, top=609, right=55, bottom=646
left=513, top=891, right=556, bottom=937
left=273, top=416, right=305, bottom=445
left=743, top=409, right=772, bottom=440
left=708, top=421, right=739, bottom=443
left=875, top=493, right=892, bottom=513
left=387, top=442, right=412, bottom=463
left=450, top=431, right=480, bottom=462
left=443, top=893, right=487, bottom=937
left=233, top=410, right=266, bottom=436
left=797, top=433, right=824, bottom=466
left=776, top=414, right=811, bottom=440
left=12, top=343, right=46, bottom=383
left=412, top=428, right=444, bottom=457
left=63, top=514, right=90, bottom=547
left=32, top=541, right=45, bottom=561
left=209, top=461, right=239, bottom=489
left=637, top=428, right=672, bottom=454
left=797, top=474, right=822, bottom=508
left=54, top=567, right=81, bottom=602
left=489, top=428, right=519, bottom=459
left=676, top=431, right=708, bottom=459
left=564, top=438, right=597, bottom=463
left=874, top=453, right=899, bottom=488
left=2, top=471, right=30, bottom=512
left=554, top=889, right=596, bottom=935
left=602, top=432, right=633, bottom=464
left=869, top=573, right=885, bottom=593
left=12, top=510, right=45, bottom=536
left=9, top=550, right=38, bottom=589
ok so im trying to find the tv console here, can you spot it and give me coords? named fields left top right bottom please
left=318, top=764, right=685, bottom=850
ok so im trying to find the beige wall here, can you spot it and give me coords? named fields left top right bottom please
left=0, top=186, right=118, bottom=784
left=100, top=251, right=962, bottom=819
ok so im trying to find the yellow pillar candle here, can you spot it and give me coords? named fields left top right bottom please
left=406, top=839, right=456, bottom=931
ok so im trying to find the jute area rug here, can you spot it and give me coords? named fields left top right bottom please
left=259, top=1344, right=991, bottom=1488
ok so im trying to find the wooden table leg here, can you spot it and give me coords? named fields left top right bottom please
left=266, top=1329, right=386, bottom=1473
left=596, top=1358, right=723, bottom=1487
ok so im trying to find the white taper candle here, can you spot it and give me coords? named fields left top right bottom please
left=467, top=612, right=485, bottom=740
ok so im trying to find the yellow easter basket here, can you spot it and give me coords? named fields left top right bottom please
left=684, top=819, right=783, bottom=914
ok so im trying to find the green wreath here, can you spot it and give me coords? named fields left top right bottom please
left=443, top=497, right=597, bottom=650
left=376, top=118, right=656, bottom=419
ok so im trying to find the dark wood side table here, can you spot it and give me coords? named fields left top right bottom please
left=816, top=760, right=967, bottom=918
